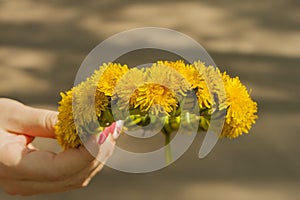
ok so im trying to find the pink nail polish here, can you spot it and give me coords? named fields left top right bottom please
left=103, top=127, right=110, bottom=138
left=110, top=122, right=116, bottom=133
left=98, top=122, right=119, bottom=144
left=98, top=133, right=107, bottom=144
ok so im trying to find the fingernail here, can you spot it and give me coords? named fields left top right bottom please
left=98, top=133, right=107, bottom=144
left=99, top=121, right=123, bottom=144
left=103, top=127, right=111, bottom=138
left=113, top=120, right=124, bottom=140
left=110, top=122, right=116, bottom=133
left=112, top=130, right=119, bottom=140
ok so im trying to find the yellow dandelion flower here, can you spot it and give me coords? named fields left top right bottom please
left=148, top=63, right=191, bottom=96
left=95, top=63, right=129, bottom=96
left=72, top=79, right=108, bottom=126
left=193, top=61, right=227, bottom=111
left=221, top=73, right=258, bottom=138
left=95, top=88, right=109, bottom=117
left=192, top=61, right=213, bottom=109
left=55, top=89, right=83, bottom=149
left=154, top=60, right=227, bottom=111
left=157, top=60, right=200, bottom=89
left=128, top=63, right=192, bottom=115
left=114, top=68, right=146, bottom=110
left=55, top=67, right=110, bottom=149
left=133, top=83, right=178, bottom=115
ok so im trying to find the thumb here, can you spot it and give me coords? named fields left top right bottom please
left=20, top=107, right=58, bottom=138
left=0, top=99, right=58, bottom=138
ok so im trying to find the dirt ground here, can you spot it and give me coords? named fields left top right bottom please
left=1, top=0, right=300, bottom=199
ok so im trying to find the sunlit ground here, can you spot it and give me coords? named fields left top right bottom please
left=1, top=0, right=300, bottom=199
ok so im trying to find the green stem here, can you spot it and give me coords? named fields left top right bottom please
left=164, top=132, right=173, bottom=164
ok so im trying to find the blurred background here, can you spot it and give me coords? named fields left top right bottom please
left=1, top=0, right=300, bottom=199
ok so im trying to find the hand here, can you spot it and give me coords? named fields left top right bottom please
left=0, top=98, right=115, bottom=196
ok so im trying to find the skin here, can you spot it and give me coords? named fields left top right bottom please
left=0, top=98, right=115, bottom=196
